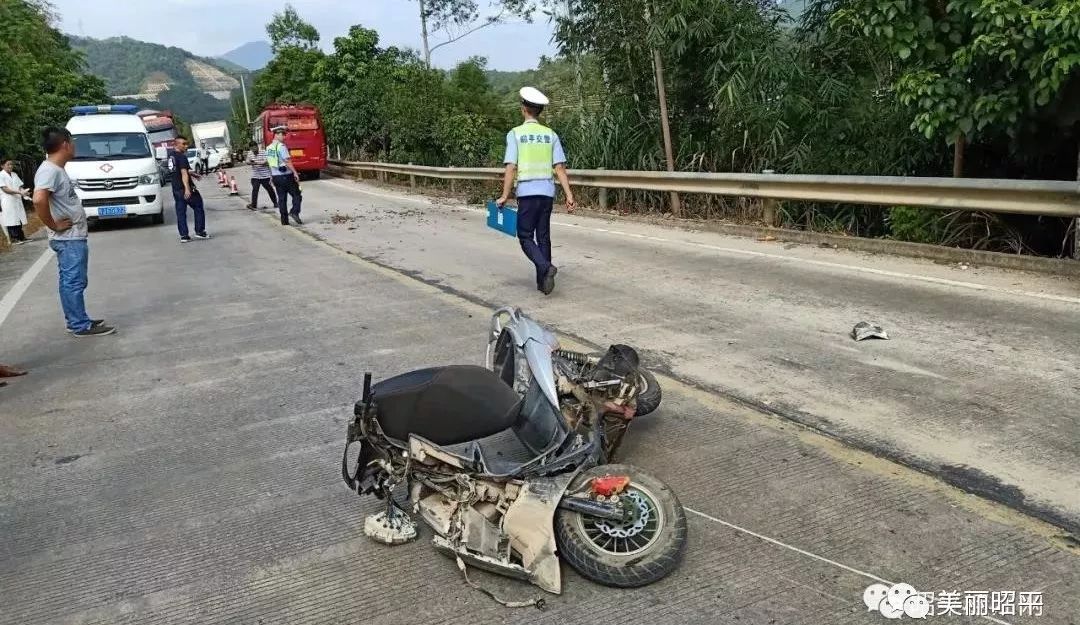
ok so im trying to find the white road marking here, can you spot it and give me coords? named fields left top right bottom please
left=0, top=247, right=52, bottom=329
left=320, top=177, right=1080, bottom=305
left=322, top=179, right=434, bottom=205
left=686, top=507, right=892, bottom=584
left=557, top=222, right=1080, bottom=305
left=686, top=507, right=1015, bottom=625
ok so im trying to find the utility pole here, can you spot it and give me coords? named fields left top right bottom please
left=239, top=73, right=252, bottom=124
left=646, top=2, right=680, bottom=217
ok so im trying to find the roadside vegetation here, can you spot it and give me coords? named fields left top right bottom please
left=2, top=0, right=1078, bottom=256
left=246, top=1, right=1080, bottom=256
left=0, top=1, right=108, bottom=169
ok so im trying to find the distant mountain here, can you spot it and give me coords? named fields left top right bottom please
left=67, top=35, right=240, bottom=124
left=219, top=41, right=273, bottom=71
left=69, top=36, right=239, bottom=98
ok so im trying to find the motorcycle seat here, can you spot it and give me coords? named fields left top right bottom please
left=370, top=365, right=523, bottom=446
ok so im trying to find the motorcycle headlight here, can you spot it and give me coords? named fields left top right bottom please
left=138, top=173, right=159, bottom=185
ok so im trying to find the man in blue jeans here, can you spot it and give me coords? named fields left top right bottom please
left=496, top=87, right=576, bottom=295
left=32, top=127, right=114, bottom=337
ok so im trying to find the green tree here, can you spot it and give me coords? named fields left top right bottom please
left=309, top=26, right=391, bottom=154
left=446, top=57, right=508, bottom=127
left=256, top=5, right=325, bottom=107
left=253, top=47, right=326, bottom=107
left=412, top=0, right=530, bottom=67
left=835, top=0, right=1080, bottom=175
left=0, top=0, right=108, bottom=163
left=267, top=3, right=320, bottom=52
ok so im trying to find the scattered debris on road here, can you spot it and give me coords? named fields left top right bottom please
left=852, top=321, right=889, bottom=341
left=330, top=213, right=355, bottom=224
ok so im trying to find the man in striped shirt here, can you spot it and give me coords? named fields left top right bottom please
left=246, top=142, right=278, bottom=210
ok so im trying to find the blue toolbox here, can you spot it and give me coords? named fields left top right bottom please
left=486, top=200, right=518, bottom=237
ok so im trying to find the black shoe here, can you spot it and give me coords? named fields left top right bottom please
left=194, top=232, right=211, bottom=240
left=180, top=236, right=192, bottom=243
left=281, top=220, right=289, bottom=226
left=290, top=212, right=303, bottom=225
left=67, top=319, right=106, bottom=333
left=246, top=203, right=255, bottom=210
left=73, top=324, right=116, bottom=337
left=540, top=266, right=558, bottom=295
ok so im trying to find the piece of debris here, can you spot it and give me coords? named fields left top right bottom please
left=758, top=235, right=777, bottom=242
left=818, top=242, right=838, bottom=249
left=852, top=322, right=889, bottom=341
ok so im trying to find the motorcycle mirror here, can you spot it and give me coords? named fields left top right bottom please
left=362, top=372, right=372, bottom=404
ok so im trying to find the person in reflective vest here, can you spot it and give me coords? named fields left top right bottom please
left=267, top=125, right=303, bottom=225
left=496, top=87, right=576, bottom=295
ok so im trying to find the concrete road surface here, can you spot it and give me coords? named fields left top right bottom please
left=279, top=173, right=1080, bottom=534
left=0, top=178, right=1077, bottom=625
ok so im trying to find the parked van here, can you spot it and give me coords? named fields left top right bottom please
left=65, top=104, right=165, bottom=225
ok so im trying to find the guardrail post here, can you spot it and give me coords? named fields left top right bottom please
left=761, top=169, right=778, bottom=227
left=450, top=176, right=456, bottom=193
left=1072, top=218, right=1079, bottom=259
left=336, top=145, right=342, bottom=160
left=598, top=167, right=608, bottom=211
left=409, top=162, right=416, bottom=188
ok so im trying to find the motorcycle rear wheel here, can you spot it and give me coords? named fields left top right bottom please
left=555, top=464, right=687, bottom=588
left=634, top=370, right=662, bottom=416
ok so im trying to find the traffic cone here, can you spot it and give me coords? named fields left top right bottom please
left=219, top=171, right=228, bottom=187
left=229, top=176, right=239, bottom=196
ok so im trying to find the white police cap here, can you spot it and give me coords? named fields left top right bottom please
left=519, top=87, right=549, bottom=107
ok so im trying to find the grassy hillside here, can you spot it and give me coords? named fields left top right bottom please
left=68, top=35, right=239, bottom=123
left=69, top=35, right=239, bottom=95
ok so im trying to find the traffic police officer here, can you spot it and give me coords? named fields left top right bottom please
left=266, top=125, right=303, bottom=225
left=496, top=87, right=576, bottom=295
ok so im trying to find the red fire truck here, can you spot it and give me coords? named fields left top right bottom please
left=251, top=104, right=327, bottom=179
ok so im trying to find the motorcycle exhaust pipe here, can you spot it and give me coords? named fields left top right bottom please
left=558, top=496, right=627, bottom=521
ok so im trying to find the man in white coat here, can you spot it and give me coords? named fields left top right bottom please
left=0, top=159, right=31, bottom=244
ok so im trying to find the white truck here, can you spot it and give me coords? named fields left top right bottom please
left=190, top=121, right=232, bottom=171
left=65, top=104, right=165, bottom=225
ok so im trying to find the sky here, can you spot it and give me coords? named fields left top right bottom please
left=52, top=0, right=559, bottom=71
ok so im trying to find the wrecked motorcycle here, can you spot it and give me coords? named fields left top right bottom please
left=341, top=328, right=686, bottom=599
left=485, top=306, right=662, bottom=460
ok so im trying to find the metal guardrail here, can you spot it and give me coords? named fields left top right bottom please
left=328, top=159, right=1080, bottom=218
